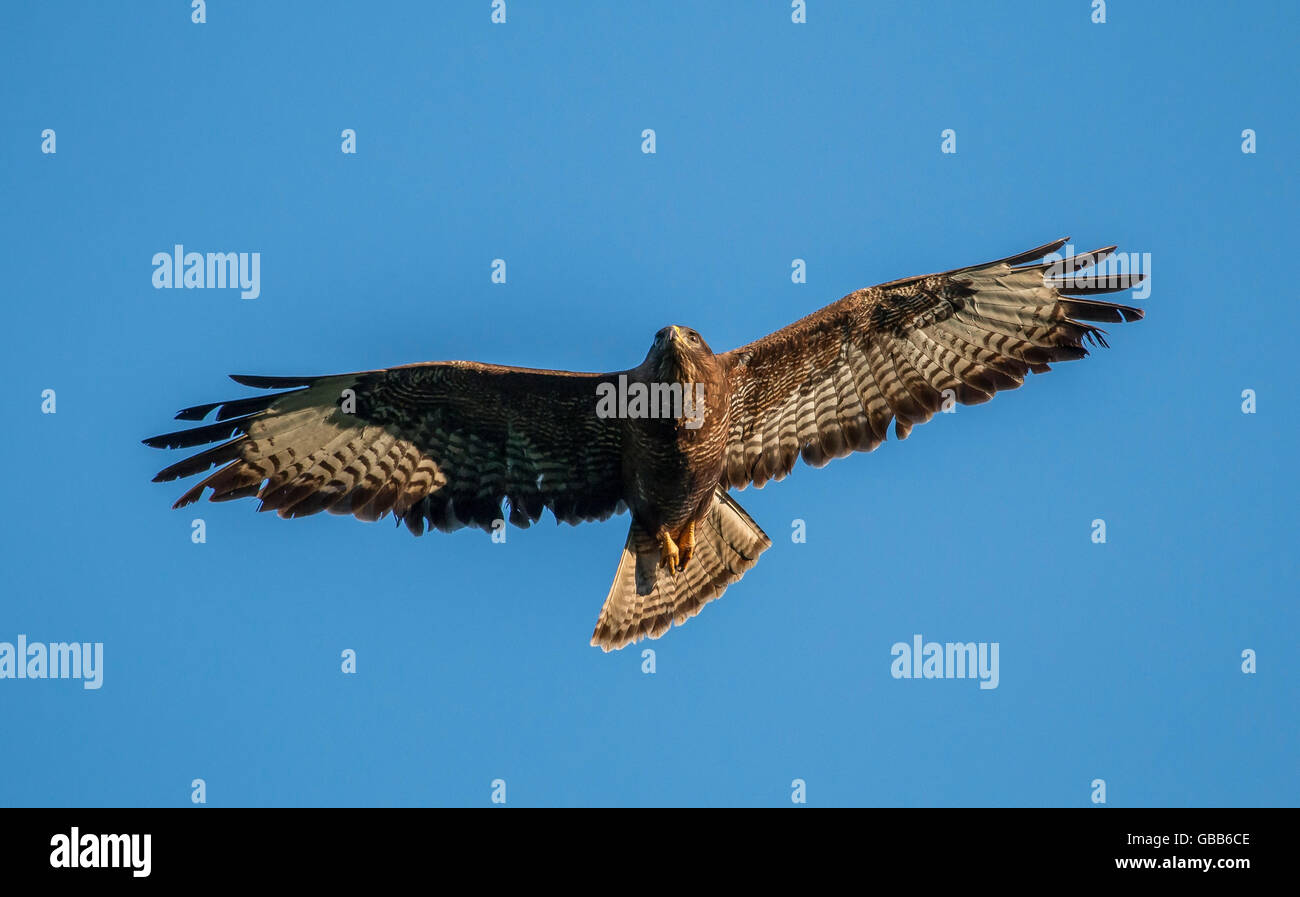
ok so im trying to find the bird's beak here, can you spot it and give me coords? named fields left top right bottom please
left=669, top=326, right=684, bottom=348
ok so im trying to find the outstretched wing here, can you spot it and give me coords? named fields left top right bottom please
left=144, top=361, right=626, bottom=533
left=720, top=239, right=1145, bottom=489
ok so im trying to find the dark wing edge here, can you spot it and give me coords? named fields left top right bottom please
left=142, top=362, right=627, bottom=534
left=719, top=239, right=1145, bottom=490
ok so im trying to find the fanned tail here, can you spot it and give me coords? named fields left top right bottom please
left=591, top=487, right=771, bottom=651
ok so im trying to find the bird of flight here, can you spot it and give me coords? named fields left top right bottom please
left=145, top=239, right=1144, bottom=651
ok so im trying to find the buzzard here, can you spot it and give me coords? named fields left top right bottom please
left=144, top=239, right=1144, bottom=651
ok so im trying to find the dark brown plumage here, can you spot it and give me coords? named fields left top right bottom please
left=144, top=239, right=1144, bottom=650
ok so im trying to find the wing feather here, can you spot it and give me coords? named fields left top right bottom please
left=720, top=241, right=1144, bottom=489
left=145, top=362, right=626, bottom=533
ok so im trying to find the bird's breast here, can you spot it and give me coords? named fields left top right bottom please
left=622, top=377, right=730, bottom=531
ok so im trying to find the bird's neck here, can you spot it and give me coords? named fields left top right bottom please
left=657, top=351, right=697, bottom=386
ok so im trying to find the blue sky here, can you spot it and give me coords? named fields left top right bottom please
left=1, top=1, right=1295, bottom=807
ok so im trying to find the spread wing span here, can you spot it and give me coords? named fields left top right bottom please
left=720, top=239, right=1145, bottom=489
left=143, top=362, right=626, bottom=533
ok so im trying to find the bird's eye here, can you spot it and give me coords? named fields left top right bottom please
left=690, top=333, right=700, bottom=344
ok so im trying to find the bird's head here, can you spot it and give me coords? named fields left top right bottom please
left=648, top=325, right=715, bottom=383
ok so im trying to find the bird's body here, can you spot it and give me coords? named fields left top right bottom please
left=145, top=239, right=1145, bottom=650
left=622, top=326, right=731, bottom=561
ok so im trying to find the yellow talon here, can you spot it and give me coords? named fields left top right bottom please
left=676, top=521, right=695, bottom=571
left=657, top=529, right=680, bottom=575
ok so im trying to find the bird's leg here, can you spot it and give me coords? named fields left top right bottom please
left=675, top=521, right=695, bottom=572
left=656, top=527, right=680, bottom=575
